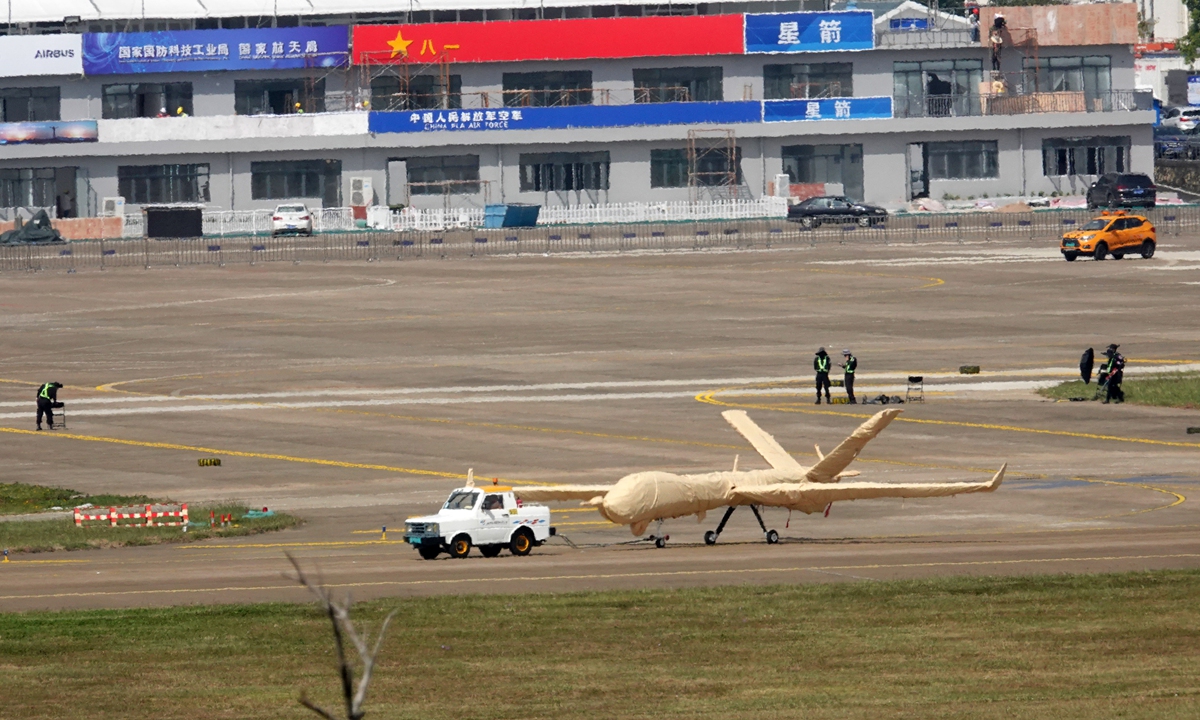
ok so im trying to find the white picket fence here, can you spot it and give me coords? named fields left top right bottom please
left=120, top=198, right=790, bottom=236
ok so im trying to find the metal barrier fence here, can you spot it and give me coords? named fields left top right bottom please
left=5, top=206, right=1196, bottom=272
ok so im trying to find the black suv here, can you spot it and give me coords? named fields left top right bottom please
left=787, top=196, right=889, bottom=228
left=1086, top=173, right=1156, bottom=209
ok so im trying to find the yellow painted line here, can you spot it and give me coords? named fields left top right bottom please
left=5, top=552, right=1200, bottom=601
left=0, top=558, right=89, bottom=565
left=696, top=389, right=1200, bottom=450
left=178, top=540, right=408, bottom=550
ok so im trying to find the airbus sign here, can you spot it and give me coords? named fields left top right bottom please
left=0, top=34, right=84, bottom=77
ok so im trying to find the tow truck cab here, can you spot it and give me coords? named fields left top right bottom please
left=403, top=486, right=554, bottom=560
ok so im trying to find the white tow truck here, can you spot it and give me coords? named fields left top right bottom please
left=403, top=481, right=555, bottom=560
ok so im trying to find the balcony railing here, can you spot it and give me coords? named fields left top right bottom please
left=894, top=89, right=1153, bottom=119
left=877, top=29, right=978, bottom=49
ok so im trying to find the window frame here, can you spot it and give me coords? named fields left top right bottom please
left=250, top=159, right=342, bottom=204
left=116, top=164, right=210, bottom=205
left=927, top=140, right=1000, bottom=180
left=405, top=155, right=480, bottom=195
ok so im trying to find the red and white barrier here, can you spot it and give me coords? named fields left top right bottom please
left=74, top=503, right=188, bottom=528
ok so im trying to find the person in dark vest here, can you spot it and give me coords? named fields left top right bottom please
left=36, top=381, right=64, bottom=431
left=839, top=349, right=858, bottom=404
left=814, top=347, right=832, bottom=404
left=1099, top=344, right=1126, bottom=404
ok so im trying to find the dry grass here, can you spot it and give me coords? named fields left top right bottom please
left=1038, top=371, right=1200, bottom=409
left=3, top=570, right=1199, bottom=719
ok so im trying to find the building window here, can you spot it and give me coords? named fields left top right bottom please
left=650, top=149, right=688, bottom=188
left=102, top=83, right=193, bottom=119
left=764, top=64, right=852, bottom=100
left=1024, top=56, right=1111, bottom=96
left=406, top=155, right=480, bottom=195
left=371, top=75, right=462, bottom=111
left=503, top=71, right=592, bottom=107
left=894, top=60, right=983, bottom=118
left=633, top=67, right=723, bottom=103
left=0, top=87, right=60, bottom=122
left=927, top=141, right=999, bottom=180
left=519, top=152, right=609, bottom=191
left=117, top=164, right=210, bottom=204
left=251, top=160, right=341, bottom=204
left=235, top=79, right=325, bottom=115
left=782, top=144, right=864, bottom=202
left=1042, top=136, right=1130, bottom=176
left=0, top=168, right=56, bottom=207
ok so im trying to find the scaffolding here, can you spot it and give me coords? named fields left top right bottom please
left=687, top=129, right=745, bottom=202
left=357, top=47, right=457, bottom=111
left=302, top=51, right=358, bottom=113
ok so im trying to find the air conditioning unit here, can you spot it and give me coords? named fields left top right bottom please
left=350, top=177, right=373, bottom=207
left=101, top=197, right=125, bottom=216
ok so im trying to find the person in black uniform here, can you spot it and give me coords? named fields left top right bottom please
left=36, top=381, right=64, bottom=431
left=1099, top=344, right=1126, bottom=404
left=839, top=349, right=858, bottom=404
left=814, top=347, right=832, bottom=404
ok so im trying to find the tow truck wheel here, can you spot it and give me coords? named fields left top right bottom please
left=1063, top=252, right=1078, bottom=262
left=509, top=529, right=534, bottom=556
left=1093, top=242, right=1108, bottom=261
left=480, top=545, right=502, bottom=558
left=766, top=529, right=780, bottom=544
left=1112, top=252, right=1125, bottom=260
left=449, top=534, right=472, bottom=558
left=418, top=547, right=440, bottom=560
left=704, top=530, right=718, bottom=545
left=1141, top=240, right=1156, bottom=259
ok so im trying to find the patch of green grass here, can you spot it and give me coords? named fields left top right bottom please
left=0, top=503, right=302, bottom=553
left=1038, top=371, right=1200, bottom=409
left=2, top=571, right=1200, bottom=719
left=0, top=481, right=156, bottom=516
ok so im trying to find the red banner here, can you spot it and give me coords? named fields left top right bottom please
left=352, top=15, right=745, bottom=65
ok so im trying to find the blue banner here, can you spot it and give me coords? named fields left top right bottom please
left=763, top=97, right=892, bottom=122
left=0, top=120, right=97, bottom=145
left=370, top=101, right=764, bottom=134
left=744, top=11, right=875, bottom=53
left=82, top=26, right=349, bottom=75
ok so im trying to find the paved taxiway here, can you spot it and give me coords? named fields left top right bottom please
left=1, top=236, right=1198, bottom=611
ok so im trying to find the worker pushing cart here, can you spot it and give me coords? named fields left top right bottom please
left=36, top=381, right=64, bottom=431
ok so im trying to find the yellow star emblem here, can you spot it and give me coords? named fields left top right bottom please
left=387, top=30, right=414, bottom=58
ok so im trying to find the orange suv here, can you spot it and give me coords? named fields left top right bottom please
left=1060, top=210, right=1156, bottom=262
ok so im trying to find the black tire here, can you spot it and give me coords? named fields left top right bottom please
left=1112, top=252, right=1124, bottom=260
left=800, top=216, right=814, bottom=229
left=1106, top=192, right=1116, bottom=207
left=479, top=545, right=502, bottom=558
left=418, top=546, right=440, bottom=560
left=1093, top=242, right=1108, bottom=261
left=766, top=529, right=779, bottom=544
left=654, top=536, right=667, bottom=549
left=1141, top=239, right=1156, bottom=259
left=449, top=534, right=472, bottom=558
left=703, top=530, right=717, bottom=545
left=509, top=529, right=534, bottom=556
left=856, top=216, right=871, bottom=227
left=1064, top=252, right=1078, bottom=262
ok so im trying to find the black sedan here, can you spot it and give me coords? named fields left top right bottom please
left=787, top=196, right=889, bottom=228
left=1154, top=126, right=1189, bottom=158
left=1085, top=173, right=1156, bottom=209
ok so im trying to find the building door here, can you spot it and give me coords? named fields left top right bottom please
left=54, top=167, right=77, bottom=218
left=386, top=159, right=407, bottom=206
left=906, top=143, right=928, bottom=200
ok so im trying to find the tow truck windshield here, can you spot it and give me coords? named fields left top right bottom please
left=1082, top=219, right=1110, bottom=231
left=444, top=491, right=479, bottom=510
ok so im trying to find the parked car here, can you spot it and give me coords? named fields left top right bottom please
left=787, top=196, right=889, bottom=228
left=1085, top=173, right=1156, bottom=210
left=1060, top=210, right=1156, bottom=262
left=1154, top=126, right=1190, bottom=158
left=1161, top=106, right=1200, bottom=131
left=271, top=204, right=313, bottom=236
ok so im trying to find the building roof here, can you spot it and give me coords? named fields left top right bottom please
left=6, top=0, right=673, bottom=25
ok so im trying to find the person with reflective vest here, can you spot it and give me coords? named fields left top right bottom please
left=839, top=349, right=858, bottom=404
left=36, top=381, right=64, bottom=431
left=813, top=347, right=832, bottom=404
left=1099, top=344, right=1126, bottom=404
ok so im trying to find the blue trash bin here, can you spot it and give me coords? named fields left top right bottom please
left=483, top=204, right=541, bottom=228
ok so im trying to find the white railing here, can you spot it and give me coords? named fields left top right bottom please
left=385, top=206, right=487, bottom=231
left=536, top=197, right=789, bottom=225
left=127, top=207, right=363, bottom=237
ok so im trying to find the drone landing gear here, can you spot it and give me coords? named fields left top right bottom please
left=704, top=505, right=779, bottom=546
left=647, top=519, right=669, bottom=548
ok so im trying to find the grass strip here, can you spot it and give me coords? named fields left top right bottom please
left=0, top=481, right=155, bottom=516
left=3, top=570, right=1199, bottom=719
left=0, top=503, right=302, bottom=553
left=1038, top=370, right=1200, bottom=409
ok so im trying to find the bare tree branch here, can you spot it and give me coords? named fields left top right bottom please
left=286, top=552, right=395, bottom=720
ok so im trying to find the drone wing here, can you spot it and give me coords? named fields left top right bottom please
left=513, top=485, right=615, bottom=502
left=733, top=464, right=1006, bottom=512
left=721, top=410, right=804, bottom=472
left=801, top=409, right=901, bottom=483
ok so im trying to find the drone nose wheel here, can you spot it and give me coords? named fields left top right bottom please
left=654, top=535, right=668, bottom=549
left=703, top=530, right=717, bottom=545
left=766, top=529, right=779, bottom=544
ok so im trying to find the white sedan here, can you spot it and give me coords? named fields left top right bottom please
left=271, top=204, right=313, bottom=236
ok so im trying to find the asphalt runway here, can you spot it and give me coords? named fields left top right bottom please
left=2, top=236, right=1199, bottom=612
